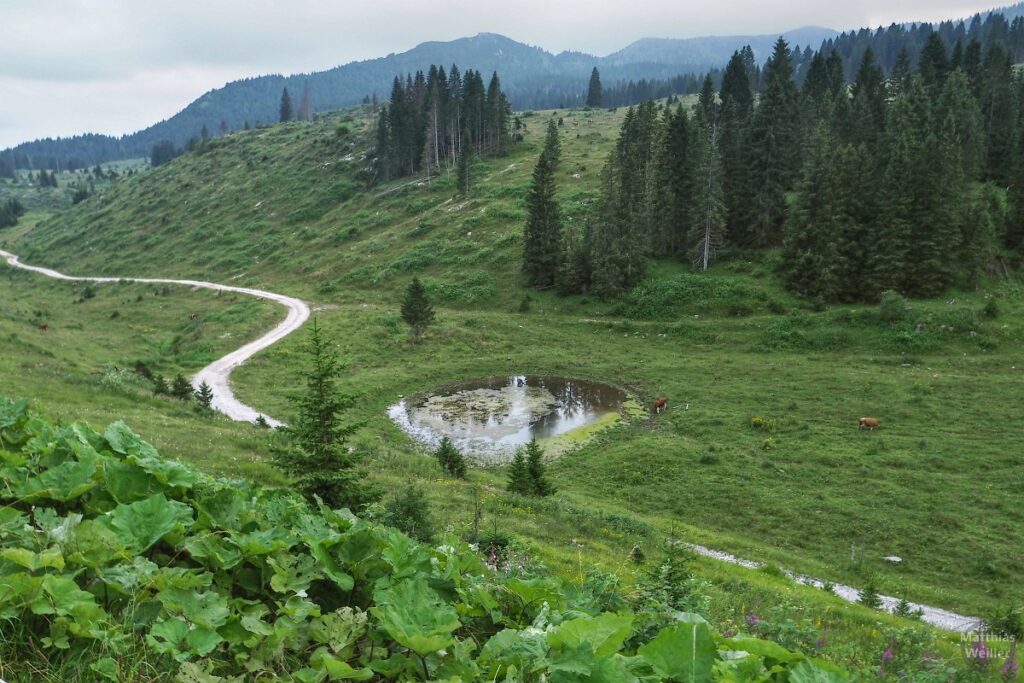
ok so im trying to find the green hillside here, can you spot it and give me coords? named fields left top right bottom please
left=7, top=102, right=1024, bottom=619
left=2, top=98, right=1023, bottom=682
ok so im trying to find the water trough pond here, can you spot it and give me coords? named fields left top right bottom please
left=388, top=375, right=627, bottom=462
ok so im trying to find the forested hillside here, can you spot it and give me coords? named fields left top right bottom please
left=539, top=33, right=1023, bottom=302
left=0, top=29, right=834, bottom=174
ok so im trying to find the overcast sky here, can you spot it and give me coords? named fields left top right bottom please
left=0, top=0, right=999, bottom=148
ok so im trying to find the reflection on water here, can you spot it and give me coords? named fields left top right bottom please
left=388, top=375, right=625, bottom=460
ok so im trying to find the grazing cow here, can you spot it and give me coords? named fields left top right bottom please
left=37, top=323, right=48, bottom=332
left=654, top=397, right=668, bottom=414
left=189, top=313, right=199, bottom=321
left=859, top=417, right=879, bottom=431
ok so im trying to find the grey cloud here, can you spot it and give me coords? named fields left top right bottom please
left=0, top=0, right=1001, bottom=147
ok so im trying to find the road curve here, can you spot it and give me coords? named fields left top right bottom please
left=0, top=249, right=308, bottom=427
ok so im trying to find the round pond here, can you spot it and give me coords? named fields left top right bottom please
left=387, top=375, right=626, bottom=460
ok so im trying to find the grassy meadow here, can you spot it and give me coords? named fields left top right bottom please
left=1, top=102, right=1021, bottom=675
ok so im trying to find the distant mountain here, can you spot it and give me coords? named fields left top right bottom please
left=604, top=26, right=837, bottom=67
left=1, top=29, right=836, bottom=171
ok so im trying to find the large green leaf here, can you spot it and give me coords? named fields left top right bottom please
left=182, top=533, right=243, bottom=570
left=788, top=659, right=850, bottom=683
left=267, top=552, right=323, bottom=594
left=371, top=578, right=461, bottom=656
left=104, top=421, right=198, bottom=489
left=156, top=587, right=230, bottom=629
left=103, top=458, right=164, bottom=504
left=477, top=628, right=550, bottom=678
left=310, top=607, right=367, bottom=656
left=107, top=493, right=193, bottom=552
left=66, top=519, right=130, bottom=568
left=638, top=618, right=718, bottom=683
left=18, top=453, right=98, bottom=502
left=146, top=617, right=190, bottom=661
left=310, top=648, right=374, bottom=681
left=308, top=540, right=354, bottom=592
left=722, top=636, right=804, bottom=664
left=0, top=397, right=29, bottom=430
left=548, top=613, right=634, bottom=657
left=0, top=546, right=64, bottom=571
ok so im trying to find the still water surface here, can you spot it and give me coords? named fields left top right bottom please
left=387, top=375, right=625, bottom=459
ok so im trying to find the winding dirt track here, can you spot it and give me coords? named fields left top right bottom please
left=0, top=249, right=985, bottom=632
left=0, top=249, right=308, bottom=427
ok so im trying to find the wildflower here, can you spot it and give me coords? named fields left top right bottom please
left=745, top=612, right=761, bottom=627
left=882, top=648, right=894, bottom=663
left=1002, top=644, right=1018, bottom=680
left=970, top=640, right=991, bottom=664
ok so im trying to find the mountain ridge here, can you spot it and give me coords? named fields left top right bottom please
left=1, top=27, right=838, bottom=168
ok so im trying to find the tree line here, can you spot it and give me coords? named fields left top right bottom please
left=819, top=10, right=1024, bottom=79
left=0, top=199, right=25, bottom=229
left=373, top=65, right=512, bottom=183
left=526, top=34, right=1024, bottom=301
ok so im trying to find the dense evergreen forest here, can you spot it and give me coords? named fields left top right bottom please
left=528, top=34, right=1024, bottom=302
left=373, top=66, right=512, bottom=182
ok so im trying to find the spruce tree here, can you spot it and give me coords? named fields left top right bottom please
left=279, top=88, right=293, bottom=123
left=590, top=102, right=658, bottom=296
left=172, top=374, right=193, bottom=401
left=382, top=486, right=436, bottom=543
left=274, top=320, right=380, bottom=512
left=522, top=120, right=562, bottom=288
left=435, top=436, right=467, bottom=478
left=400, top=277, right=435, bottom=343
left=506, top=450, right=531, bottom=495
left=194, top=381, right=214, bottom=409
left=747, top=38, right=800, bottom=247
left=586, top=67, right=603, bottom=108
left=782, top=124, right=841, bottom=301
left=653, top=106, right=693, bottom=256
left=524, top=439, right=554, bottom=496
left=689, top=102, right=726, bottom=270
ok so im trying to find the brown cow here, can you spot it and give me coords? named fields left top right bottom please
left=859, top=417, right=879, bottom=431
left=654, top=397, right=668, bottom=414
left=37, top=323, right=48, bottom=332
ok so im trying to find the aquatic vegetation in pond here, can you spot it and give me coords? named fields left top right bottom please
left=388, top=375, right=625, bottom=461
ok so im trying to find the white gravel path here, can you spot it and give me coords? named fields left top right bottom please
left=1, top=249, right=308, bottom=426
left=686, top=543, right=983, bottom=632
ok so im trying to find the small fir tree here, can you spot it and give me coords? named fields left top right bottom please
left=382, top=485, right=436, bottom=543
left=400, top=277, right=435, bottom=343
left=522, top=120, right=562, bottom=288
left=194, top=381, right=214, bottom=409
left=273, top=319, right=381, bottom=512
left=586, top=67, right=603, bottom=108
left=279, top=87, right=293, bottom=123
left=524, top=439, right=554, bottom=496
left=435, top=436, right=467, bottom=478
left=171, top=374, right=193, bottom=401
left=506, top=450, right=531, bottom=495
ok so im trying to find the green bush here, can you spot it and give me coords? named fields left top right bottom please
left=879, top=290, right=910, bottom=323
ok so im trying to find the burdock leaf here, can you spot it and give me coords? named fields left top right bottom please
left=107, top=493, right=193, bottom=552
